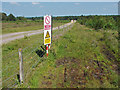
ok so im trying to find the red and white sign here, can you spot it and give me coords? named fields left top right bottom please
left=45, top=16, right=50, bottom=24
left=44, top=15, right=52, bottom=45
left=44, top=15, right=51, bottom=30
left=44, top=25, right=51, bottom=30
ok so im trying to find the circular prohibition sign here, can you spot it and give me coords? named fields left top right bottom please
left=45, top=16, right=50, bottom=24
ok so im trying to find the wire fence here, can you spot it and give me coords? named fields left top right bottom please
left=2, top=21, right=75, bottom=88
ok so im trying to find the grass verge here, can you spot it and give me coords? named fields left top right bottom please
left=2, top=23, right=119, bottom=88
left=18, top=23, right=119, bottom=88
left=2, top=20, right=69, bottom=34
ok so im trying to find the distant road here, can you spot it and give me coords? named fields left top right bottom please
left=1, top=22, right=73, bottom=45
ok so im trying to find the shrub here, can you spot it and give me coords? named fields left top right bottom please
left=78, top=16, right=117, bottom=31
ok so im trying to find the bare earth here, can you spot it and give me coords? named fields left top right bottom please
left=1, top=22, right=73, bottom=45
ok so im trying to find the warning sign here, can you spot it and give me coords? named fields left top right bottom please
left=45, top=31, right=50, bottom=38
left=45, top=25, right=51, bottom=30
left=45, top=38, right=51, bottom=44
left=44, top=15, right=52, bottom=45
left=45, top=16, right=50, bottom=24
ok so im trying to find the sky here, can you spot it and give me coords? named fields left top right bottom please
left=1, top=2, right=119, bottom=17
left=1, top=0, right=120, bottom=2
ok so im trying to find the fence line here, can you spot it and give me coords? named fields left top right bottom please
left=2, top=22, right=75, bottom=88
left=2, top=73, right=18, bottom=84
left=3, top=37, right=43, bottom=59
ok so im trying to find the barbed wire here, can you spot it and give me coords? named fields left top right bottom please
left=2, top=22, right=71, bottom=59
left=23, top=55, right=38, bottom=74
left=24, top=63, right=35, bottom=79
left=10, top=82, right=17, bottom=88
left=23, top=45, right=43, bottom=61
left=2, top=57, right=19, bottom=72
left=6, top=81, right=17, bottom=88
left=2, top=22, right=74, bottom=88
left=2, top=65, right=18, bottom=72
left=2, top=52, right=19, bottom=59
left=2, top=36, right=43, bottom=59
left=24, top=54, right=38, bottom=65
left=23, top=23, right=74, bottom=80
left=2, top=42, right=43, bottom=72
left=2, top=73, right=17, bottom=84
left=3, top=68, right=19, bottom=79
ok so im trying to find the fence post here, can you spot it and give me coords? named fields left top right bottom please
left=19, top=48, right=23, bottom=84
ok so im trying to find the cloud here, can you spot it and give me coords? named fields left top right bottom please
left=10, top=2, right=19, bottom=5
left=103, top=8, right=107, bottom=11
left=74, top=3, right=80, bottom=5
left=40, top=6, right=44, bottom=8
left=32, top=2, right=40, bottom=5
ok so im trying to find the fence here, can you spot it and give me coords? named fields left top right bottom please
left=2, top=21, right=74, bottom=88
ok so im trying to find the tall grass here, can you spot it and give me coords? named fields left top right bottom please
left=18, top=23, right=118, bottom=88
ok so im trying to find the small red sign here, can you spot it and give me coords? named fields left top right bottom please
left=45, top=16, right=50, bottom=24
left=45, top=25, right=51, bottom=30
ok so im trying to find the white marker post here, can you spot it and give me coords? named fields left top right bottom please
left=46, top=44, right=48, bottom=56
left=48, top=44, right=50, bottom=49
left=44, top=15, right=52, bottom=56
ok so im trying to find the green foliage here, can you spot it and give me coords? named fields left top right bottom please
left=24, top=35, right=28, bottom=39
left=2, top=13, right=7, bottom=21
left=78, top=16, right=118, bottom=30
left=2, top=23, right=118, bottom=88
left=2, top=20, right=68, bottom=34
left=25, top=23, right=118, bottom=88
left=16, top=16, right=27, bottom=21
left=7, top=14, right=16, bottom=21
left=1, top=12, right=27, bottom=21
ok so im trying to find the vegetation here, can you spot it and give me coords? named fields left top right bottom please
left=2, top=20, right=70, bottom=34
left=1, top=12, right=119, bottom=88
left=77, top=16, right=119, bottom=30
left=2, top=20, right=69, bottom=88
left=7, top=14, right=16, bottom=21
left=2, top=13, right=7, bottom=21
left=25, top=23, right=118, bottom=88
left=2, top=22, right=119, bottom=88
left=1, top=13, right=26, bottom=21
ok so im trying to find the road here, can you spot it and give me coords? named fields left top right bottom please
left=1, top=22, right=73, bottom=45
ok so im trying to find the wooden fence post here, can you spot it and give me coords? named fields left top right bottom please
left=19, top=48, right=23, bottom=84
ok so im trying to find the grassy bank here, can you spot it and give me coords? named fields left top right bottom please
left=16, top=23, right=119, bottom=88
left=2, top=21, right=71, bottom=88
left=2, top=20, right=70, bottom=34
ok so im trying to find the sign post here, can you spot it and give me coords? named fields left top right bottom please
left=44, top=15, right=52, bottom=56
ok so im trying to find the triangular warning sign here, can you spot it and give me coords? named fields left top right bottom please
left=45, top=31, right=50, bottom=38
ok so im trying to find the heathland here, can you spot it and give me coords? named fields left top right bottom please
left=2, top=15, right=119, bottom=88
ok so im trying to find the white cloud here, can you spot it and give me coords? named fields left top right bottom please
left=9, top=2, right=19, bottom=5
left=40, top=6, right=44, bottom=8
left=32, top=2, right=40, bottom=5
left=74, top=3, right=80, bottom=5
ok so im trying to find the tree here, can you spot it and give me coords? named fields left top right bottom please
left=31, top=17, right=35, bottom=21
left=2, top=13, right=7, bottom=21
left=7, top=14, right=16, bottom=21
left=16, top=16, right=27, bottom=21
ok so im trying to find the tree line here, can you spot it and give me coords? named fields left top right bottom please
left=1, top=13, right=27, bottom=21
left=1, top=12, right=80, bottom=21
left=1, top=12, right=119, bottom=31
left=77, top=15, right=119, bottom=30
